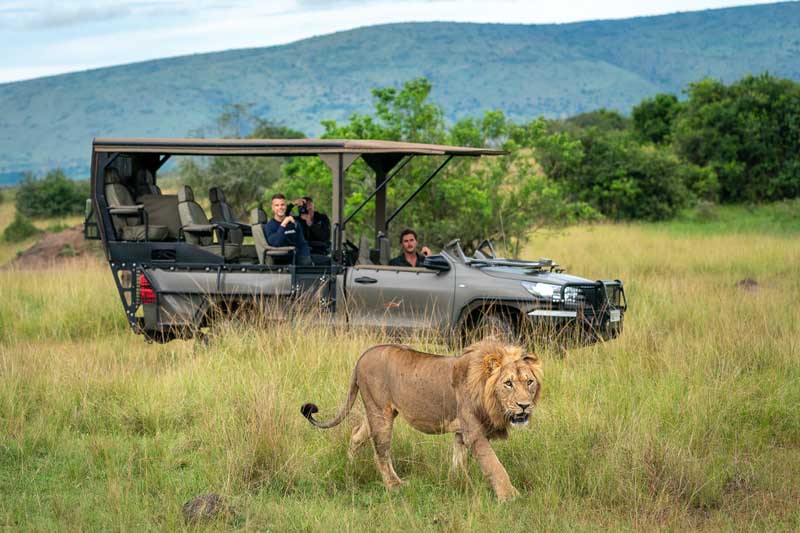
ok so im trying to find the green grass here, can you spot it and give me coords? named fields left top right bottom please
left=1, top=204, right=799, bottom=529
left=656, top=200, right=800, bottom=235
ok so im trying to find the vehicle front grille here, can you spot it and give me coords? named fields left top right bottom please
left=563, top=284, right=606, bottom=314
left=604, top=284, right=623, bottom=307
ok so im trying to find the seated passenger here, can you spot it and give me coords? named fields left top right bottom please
left=388, top=228, right=431, bottom=268
left=292, top=196, right=331, bottom=255
left=264, top=194, right=312, bottom=266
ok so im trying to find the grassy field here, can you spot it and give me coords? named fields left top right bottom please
left=1, top=203, right=799, bottom=530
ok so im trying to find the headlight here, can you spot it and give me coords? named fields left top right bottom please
left=521, top=281, right=559, bottom=300
left=563, top=286, right=580, bottom=304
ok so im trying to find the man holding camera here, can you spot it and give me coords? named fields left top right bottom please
left=264, top=194, right=312, bottom=265
left=389, top=228, right=431, bottom=268
left=292, top=196, right=331, bottom=255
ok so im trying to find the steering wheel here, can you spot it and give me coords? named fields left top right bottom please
left=341, top=239, right=361, bottom=266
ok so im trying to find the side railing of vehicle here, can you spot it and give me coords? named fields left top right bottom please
left=84, top=199, right=100, bottom=240
left=127, top=261, right=342, bottom=341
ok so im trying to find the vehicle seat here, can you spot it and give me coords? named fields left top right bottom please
left=378, top=234, right=391, bottom=265
left=104, top=168, right=168, bottom=241
left=250, top=208, right=295, bottom=265
left=209, top=187, right=235, bottom=222
left=134, top=169, right=161, bottom=198
left=357, top=236, right=373, bottom=265
left=209, top=187, right=244, bottom=245
left=177, top=185, right=240, bottom=260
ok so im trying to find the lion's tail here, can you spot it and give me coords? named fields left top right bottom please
left=300, top=366, right=359, bottom=429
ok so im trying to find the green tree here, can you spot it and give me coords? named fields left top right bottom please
left=2, top=213, right=41, bottom=242
left=566, top=109, right=631, bottom=133
left=178, top=118, right=305, bottom=217
left=217, top=103, right=256, bottom=138
left=15, top=169, right=88, bottom=218
left=535, top=127, right=695, bottom=221
left=632, top=93, right=680, bottom=144
left=672, top=74, right=800, bottom=203
left=277, top=80, right=592, bottom=256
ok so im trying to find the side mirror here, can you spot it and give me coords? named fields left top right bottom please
left=422, top=255, right=451, bottom=272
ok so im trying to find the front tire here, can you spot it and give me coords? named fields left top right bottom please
left=465, top=311, right=519, bottom=345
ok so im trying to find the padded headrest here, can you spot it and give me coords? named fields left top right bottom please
left=137, top=169, right=155, bottom=184
left=250, top=208, right=267, bottom=224
left=358, top=235, right=373, bottom=265
left=378, top=234, right=391, bottom=265
left=209, top=187, right=225, bottom=203
left=178, top=185, right=194, bottom=203
left=105, top=168, right=121, bottom=184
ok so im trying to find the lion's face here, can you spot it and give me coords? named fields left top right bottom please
left=492, top=359, right=540, bottom=427
left=456, top=339, right=543, bottom=431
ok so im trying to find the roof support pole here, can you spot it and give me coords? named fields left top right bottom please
left=332, top=155, right=344, bottom=261
left=320, top=153, right=358, bottom=262
left=386, top=155, right=453, bottom=228
left=374, top=167, right=386, bottom=243
left=344, top=155, right=410, bottom=228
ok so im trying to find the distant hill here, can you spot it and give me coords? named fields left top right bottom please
left=1, top=2, right=799, bottom=182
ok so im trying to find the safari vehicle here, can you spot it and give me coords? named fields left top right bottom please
left=85, top=137, right=626, bottom=344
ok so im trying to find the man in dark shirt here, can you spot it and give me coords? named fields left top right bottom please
left=388, top=228, right=431, bottom=268
left=264, top=193, right=312, bottom=265
left=292, top=196, right=331, bottom=255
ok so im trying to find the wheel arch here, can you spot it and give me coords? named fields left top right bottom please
left=455, top=297, right=529, bottom=335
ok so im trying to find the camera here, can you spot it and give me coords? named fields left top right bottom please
left=287, top=201, right=308, bottom=217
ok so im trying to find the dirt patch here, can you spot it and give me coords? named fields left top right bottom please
left=3, top=225, right=104, bottom=270
left=736, top=277, right=759, bottom=290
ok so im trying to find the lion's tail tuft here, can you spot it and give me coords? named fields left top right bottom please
left=300, top=403, right=319, bottom=422
left=300, top=367, right=360, bottom=429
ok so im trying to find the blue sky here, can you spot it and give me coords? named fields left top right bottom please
left=0, top=0, right=784, bottom=84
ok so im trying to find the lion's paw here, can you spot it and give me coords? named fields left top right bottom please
left=385, top=479, right=405, bottom=491
left=496, top=485, right=520, bottom=502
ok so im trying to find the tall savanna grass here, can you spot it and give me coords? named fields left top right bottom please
left=1, top=215, right=799, bottom=530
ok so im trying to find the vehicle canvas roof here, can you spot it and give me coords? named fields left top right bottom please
left=92, top=137, right=507, bottom=157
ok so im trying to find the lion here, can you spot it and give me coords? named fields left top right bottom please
left=300, top=338, right=542, bottom=500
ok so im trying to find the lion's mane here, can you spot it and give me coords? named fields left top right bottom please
left=454, top=338, right=543, bottom=430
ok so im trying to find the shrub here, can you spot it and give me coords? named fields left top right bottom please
left=15, top=169, right=88, bottom=218
left=566, top=109, right=631, bottom=132
left=534, top=128, right=694, bottom=221
left=179, top=118, right=305, bottom=217
left=632, top=93, right=680, bottom=144
left=3, top=213, right=41, bottom=242
left=672, top=74, right=800, bottom=203
left=277, top=81, right=595, bottom=254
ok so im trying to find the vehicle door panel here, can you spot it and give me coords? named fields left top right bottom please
left=345, top=265, right=454, bottom=330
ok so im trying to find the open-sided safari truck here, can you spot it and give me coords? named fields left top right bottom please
left=85, top=137, right=626, bottom=344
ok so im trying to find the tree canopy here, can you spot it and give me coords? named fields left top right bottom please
left=274, top=79, right=593, bottom=255
left=177, top=73, right=800, bottom=250
left=672, top=74, right=800, bottom=203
